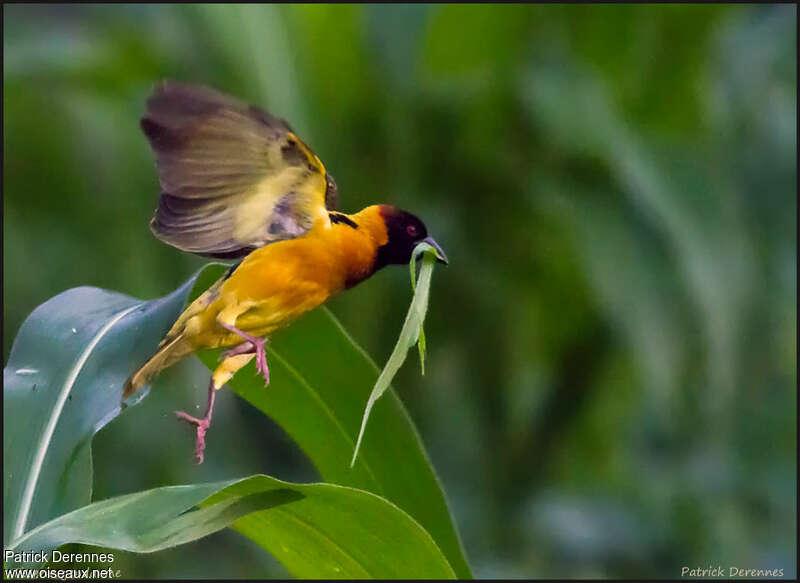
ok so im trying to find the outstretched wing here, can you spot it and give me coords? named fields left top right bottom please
left=141, top=81, right=338, bottom=258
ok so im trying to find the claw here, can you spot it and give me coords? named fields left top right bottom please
left=175, top=379, right=216, bottom=464
left=218, top=323, right=270, bottom=387
left=176, top=327, right=269, bottom=464
left=175, top=411, right=210, bottom=463
left=221, top=340, right=256, bottom=360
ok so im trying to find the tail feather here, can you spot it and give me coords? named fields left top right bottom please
left=123, top=333, right=194, bottom=400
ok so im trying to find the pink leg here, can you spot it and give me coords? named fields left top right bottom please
left=221, top=340, right=256, bottom=359
left=218, top=322, right=269, bottom=386
left=175, top=379, right=216, bottom=464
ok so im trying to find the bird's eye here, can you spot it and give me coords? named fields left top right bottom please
left=406, top=224, right=418, bottom=237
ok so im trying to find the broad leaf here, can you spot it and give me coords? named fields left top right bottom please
left=7, top=475, right=456, bottom=579
left=3, top=264, right=470, bottom=578
left=193, top=267, right=471, bottom=578
left=3, top=276, right=200, bottom=544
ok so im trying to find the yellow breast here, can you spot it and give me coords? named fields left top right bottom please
left=185, top=207, right=388, bottom=349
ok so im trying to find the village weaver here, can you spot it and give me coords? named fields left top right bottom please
left=123, top=82, right=447, bottom=462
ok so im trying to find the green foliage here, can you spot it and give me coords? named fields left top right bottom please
left=3, top=276, right=198, bottom=543
left=214, top=477, right=455, bottom=579
left=409, top=242, right=432, bottom=375
left=3, top=265, right=465, bottom=578
left=7, top=476, right=455, bottom=578
left=193, top=263, right=469, bottom=577
left=351, top=244, right=437, bottom=466
left=4, top=3, right=796, bottom=579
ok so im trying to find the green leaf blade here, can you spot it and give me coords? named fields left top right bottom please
left=8, top=475, right=456, bottom=579
left=198, top=251, right=470, bottom=577
left=351, top=244, right=437, bottom=466
left=220, top=478, right=457, bottom=579
left=4, top=262, right=469, bottom=578
left=3, top=275, right=203, bottom=544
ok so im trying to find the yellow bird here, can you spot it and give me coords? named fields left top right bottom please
left=124, top=81, right=447, bottom=462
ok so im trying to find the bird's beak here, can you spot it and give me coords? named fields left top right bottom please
left=422, top=236, right=448, bottom=265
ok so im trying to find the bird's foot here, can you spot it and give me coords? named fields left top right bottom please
left=175, top=379, right=216, bottom=464
left=174, top=411, right=211, bottom=464
left=221, top=341, right=256, bottom=359
left=253, top=339, right=270, bottom=386
left=218, top=324, right=270, bottom=387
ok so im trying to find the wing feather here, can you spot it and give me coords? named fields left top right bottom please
left=141, top=81, right=337, bottom=257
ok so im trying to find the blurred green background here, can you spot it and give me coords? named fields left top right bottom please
left=3, top=3, right=796, bottom=579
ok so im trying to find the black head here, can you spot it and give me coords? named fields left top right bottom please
left=374, top=206, right=447, bottom=270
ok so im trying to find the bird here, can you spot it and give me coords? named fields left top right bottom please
left=123, top=81, right=447, bottom=463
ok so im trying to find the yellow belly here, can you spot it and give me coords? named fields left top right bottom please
left=183, top=257, right=336, bottom=349
left=177, top=214, right=377, bottom=350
